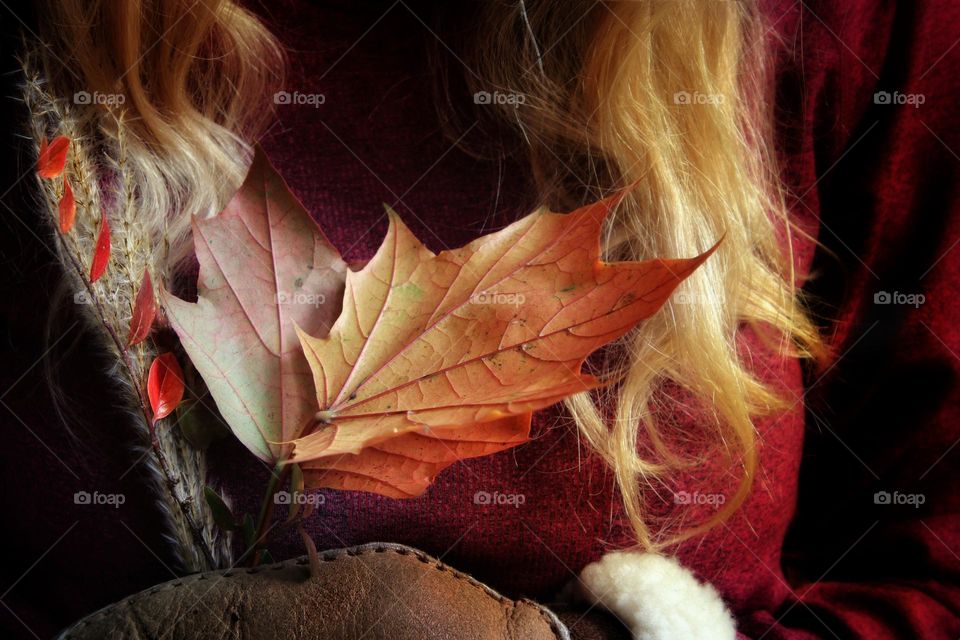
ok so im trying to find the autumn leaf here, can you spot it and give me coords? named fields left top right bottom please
left=37, top=135, right=69, bottom=179
left=302, top=414, right=532, bottom=498
left=148, top=353, right=185, bottom=424
left=162, top=149, right=348, bottom=462
left=89, top=210, right=111, bottom=282
left=59, top=178, right=76, bottom=233
left=290, top=198, right=717, bottom=473
left=204, top=486, right=238, bottom=532
left=164, top=148, right=716, bottom=499
left=127, top=270, right=156, bottom=346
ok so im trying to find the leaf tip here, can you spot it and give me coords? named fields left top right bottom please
left=58, top=177, right=76, bottom=233
left=37, top=135, right=70, bottom=179
left=127, top=270, right=157, bottom=346
left=89, top=211, right=111, bottom=282
left=148, top=353, right=185, bottom=423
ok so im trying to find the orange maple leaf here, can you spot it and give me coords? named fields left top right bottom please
left=291, top=198, right=717, bottom=497
left=301, top=416, right=532, bottom=498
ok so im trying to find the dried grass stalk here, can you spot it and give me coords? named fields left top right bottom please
left=20, top=55, right=233, bottom=572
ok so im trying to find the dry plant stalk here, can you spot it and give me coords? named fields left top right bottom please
left=20, top=57, right=232, bottom=572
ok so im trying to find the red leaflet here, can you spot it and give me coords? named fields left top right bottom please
left=148, top=353, right=185, bottom=424
left=37, top=135, right=70, bottom=179
left=128, top=271, right=156, bottom=346
left=89, top=211, right=111, bottom=282
left=58, top=178, right=76, bottom=233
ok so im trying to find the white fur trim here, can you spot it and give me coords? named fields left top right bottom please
left=575, top=551, right=736, bottom=640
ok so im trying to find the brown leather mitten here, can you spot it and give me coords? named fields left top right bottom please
left=58, top=543, right=571, bottom=640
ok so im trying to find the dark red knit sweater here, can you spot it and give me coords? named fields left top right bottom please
left=1, top=1, right=958, bottom=638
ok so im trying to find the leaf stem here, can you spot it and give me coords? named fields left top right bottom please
left=250, top=461, right=290, bottom=566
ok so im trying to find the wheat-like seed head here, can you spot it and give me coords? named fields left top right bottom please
left=20, top=54, right=234, bottom=572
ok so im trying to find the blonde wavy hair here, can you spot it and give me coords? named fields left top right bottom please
left=37, top=0, right=823, bottom=551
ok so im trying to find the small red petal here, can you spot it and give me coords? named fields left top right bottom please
left=148, top=353, right=185, bottom=423
left=128, top=271, right=157, bottom=346
left=38, top=135, right=70, bottom=179
left=89, top=211, right=111, bottom=282
left=59, top=178, right=76, bottom=233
